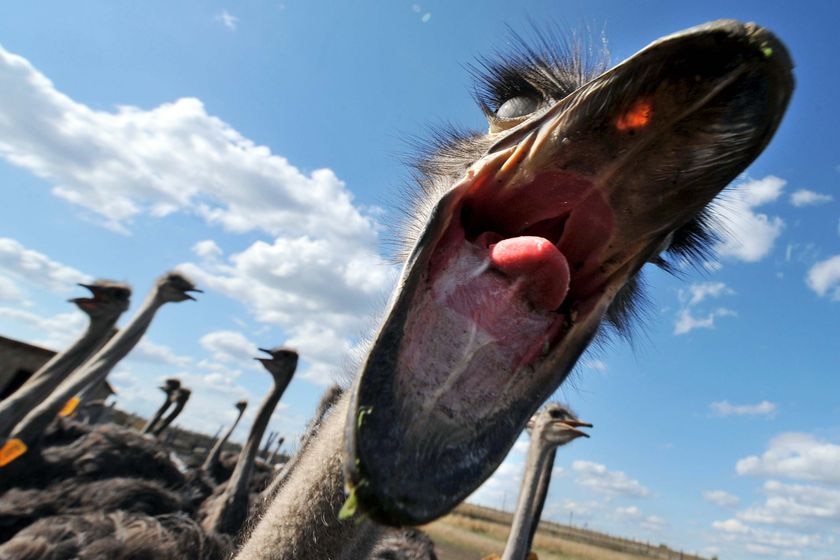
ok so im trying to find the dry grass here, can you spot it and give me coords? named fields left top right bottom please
left=422, top=504, right=711, bottom=560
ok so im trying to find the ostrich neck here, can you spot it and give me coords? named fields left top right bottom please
left=525, top=447, right=557, bottom=553
left=0, top=312, right=118, bottom=438
left=152, top=397, right=189, bottom=436
left=501, top=438, right=556, bottom=560
left=8, top=292, right=166, bottom=445
left=142, top=394, right=175, bottom=434
left=236, top=394, right=361, bottom=560
left=202, top=407, right=246, bottom=472
left=207, top=372, right=292, bottom=535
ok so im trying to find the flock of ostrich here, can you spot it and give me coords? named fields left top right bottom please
left=0, top=19, right=792, bottom=560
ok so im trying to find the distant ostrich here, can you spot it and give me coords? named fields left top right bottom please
left=0, top=272, right=200, bottom=469
left=141, top=378, right=182, bottom=434
left=495, top=404, right=591, bottom=560
left=201, top=347, right=298, bottom=537
left=152, top=387, right=192, bottom=438
left=261, top=431, right=278, bottom=458
left=236, top=21, right=792, bottom=560
left=0, top=281, right=131, bottom=438
left=202, top=399, right=248, bottom=481
left=266, top=436, right=284, bottom=466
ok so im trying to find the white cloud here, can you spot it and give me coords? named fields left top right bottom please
left=738, top=480, right=840, bottom=528
left=703, top=489, right=741, bottom=508
left=712, top=517, right=828, bottom=556
left=581, top=358, right=607, bottom=372
left=179, top=237, right=397, bottom=385
left=199, top=330, right=258, bottom=364
left=0, top=237, right=91, bottom=295
left=0, top=45, right=382, bottom=244
left=572, top=460, right=651, bottom=498
left=790, top=189, right=833, bottom=207
left=216, top=10, right=238, bottom=30
left=674, top=281, right=737, bottom=335
left=710, top=400, right=777, bottom=418
left=713, top=176, right=785, bottom=262
left=130, top=339, right=193, bottom=367
left=192, top=240, right=223, bottom=260
left=807, top=255, right=840, bottom=301
left=736, top=433, right=840, bottom=485
left=0, top=306, right=87, bottom=349
left=678, top=281, right=734, bottom=307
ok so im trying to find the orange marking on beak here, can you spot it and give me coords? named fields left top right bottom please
left=58, top=396, right=81, bottom=417
left=0, top=438, right=28, bottom=467
left=615, top=99, right=653, bottom=131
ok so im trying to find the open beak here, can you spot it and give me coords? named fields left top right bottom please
left=184, top=288, right=203, bottom=301
left=345, top=20, right=793, bottom=525
left=560, top=420, right=592, bottom=439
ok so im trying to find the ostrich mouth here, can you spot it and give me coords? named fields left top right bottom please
left=346, top=20, right=793, bottom=525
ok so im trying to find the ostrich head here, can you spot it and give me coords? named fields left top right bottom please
left=526, top=403, right=591, bottom=446
left=70, top=281, right=132, bottom=319
left=174, top=388, right=191, bottom=404
left=346, top=20, right=793, bottom=525
left=156, top=272, right=202, bottom=303
left=235, top=399, right=248, bottom=413
left=159, top=378, right=181, bottom=394
left=256, top=347, right=299, bottom=383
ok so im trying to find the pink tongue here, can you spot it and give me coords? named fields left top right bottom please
left=488, top=236, right=570, bottom=310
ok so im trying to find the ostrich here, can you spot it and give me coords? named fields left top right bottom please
left=201, top=347, right=298, bottom=537
left=369, top=528, right=439, bottom=560
left=237, top=21, right=793, bottom=560
left=493, top=404, right=591, bottom=560
left=0, top=281, right=131, bottom=438
left=0, top=272, right=201, bottom=468
left=202, top=399, right=248, bottom=480
left=261, top=431, right=279, bottom=458
left=152, top=387, right=192, bottom=438
left=141, top=378, right=182, bottom=434
left=266, top=436, right=284, bottom=466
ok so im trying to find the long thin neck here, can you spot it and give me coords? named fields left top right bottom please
left=8, top=291, right=164, bottom=446
left=207, top=373, right=292, bottom=536
left=152, top=396, right=188, bottom=436
left=525, top=447, right=557, bottom=552
left=142, top=394, right=174, bottom=434
left=236, top=394, right=359, bottom=560
left=501, top=438, right=555, bottom=560
left=0, top=313, right=118, bottom=438
left=202, top=407, right=246, bottom=472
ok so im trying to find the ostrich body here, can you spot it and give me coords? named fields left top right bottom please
left=202, top=399, right=248, bottom=479
left=0, top=281, right=131, bottom=438
left=500, top=404, right=590, bottom=560
left=141, top=378, right=181, bottom=434
left=0, top=272, right=200, bottom=466
left=246, top=20, right=793, bottom=558
left=152, top=387, right=192, bottom=437
left=201, top=348, right=298, bottom=537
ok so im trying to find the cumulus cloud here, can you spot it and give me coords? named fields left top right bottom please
left=736, top=433, right=840, bottom=485
left=712, top=517, right=828, bottom=556
left=738, top=480, right=840, bottom=528
left=703, top=489, right=741, bottom=508
left=713, top=176, right=785, bottom=262
left=199, top=330, right=258, bottom=364
left=572, top=460, right=651, bottom=498
left=0, top=45, right=382, bottom=243
left=130, top=339, right=193, bottom=368
left=710, top=400, right=777, bottom=418
left=0, top=306, right=87, bottom=348
left=806, top=255, right=840, bottom=301
left=0, top=237, right=91, bottom=296
left=192, top=240, right=223, bottom=260
left=674, top=281, right=736, bottom=335
left=789, top=189, right=833, bottom=207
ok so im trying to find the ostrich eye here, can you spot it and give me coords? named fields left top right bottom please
left=496, top=95, right=539, bottom=119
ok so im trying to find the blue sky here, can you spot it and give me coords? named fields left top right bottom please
left=0, top=1, right=838, bottom=557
